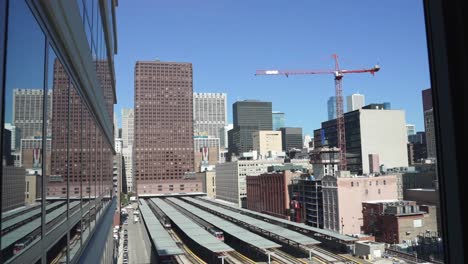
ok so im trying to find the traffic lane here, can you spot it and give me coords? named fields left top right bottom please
left=127, top=209, right=152, bottom=264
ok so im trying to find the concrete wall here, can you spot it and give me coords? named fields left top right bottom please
left=215, top=162, right=239, bottom=205
left=335, top=175, right=399, bottom=234
left=359, top=110, right=408, bottom=174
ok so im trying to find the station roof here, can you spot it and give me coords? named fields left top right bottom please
left=166, top=197, right=281, bottom=250
left=2, top=201, right=65, bottom=231
left=200, top=197, right=357, bottom=242
left=139, top=200, right=183, bottom=256
left=2, top=201, right=80, bottom=250
left=151, top=198, right=234, bottom=253
left=182, top=197, right=320, bottom=246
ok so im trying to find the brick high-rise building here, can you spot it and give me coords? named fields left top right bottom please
left=134, top=61, right=198, bottom=195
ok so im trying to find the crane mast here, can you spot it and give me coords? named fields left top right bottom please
left=256, top=54, right=379, bottom=171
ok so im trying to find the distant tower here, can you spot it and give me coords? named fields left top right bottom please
left=346, top=93, right=365, bottom=112
left=327, top=96, right=336, bottom=120
left=272, top=111, right=285, bottom=130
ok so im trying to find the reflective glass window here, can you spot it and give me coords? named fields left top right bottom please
left=1, top=0, right=45, bottom=261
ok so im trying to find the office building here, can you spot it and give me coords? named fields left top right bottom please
left=134, top=61, right=198, bottom=194
left=406, top=124, right=416, bottom=137
left=193, top=92, right=227, bottom=138
left=115, top=138, right=123, bottom=154
left=122, top=146, right=134, bottom=193
left=216, top=159, right=283, bottom=206
left=327, top=96, right=337, bottom=120
left=310, top=146, right=340, bottom=180
left=362, top=201, right=438, bottom=244
left=246, top=167, right=303, bottom=219
left=272, top=111, right=285, bottom=130
left=12, top=89, right=52, bottom=139
left=290, top=176, right=323, bottom=227
left=199, top=170, right=216, bottom=198
left=422, top=88, right=436, bottom=159
left=219, top=123, right=233, bottom=149
left=252, top=130, right=283, bottom=158
left=347, top=93, right=365, bottom=112
left=121, top=108, right=134, bottom=148
left=4, top=123, right=21, bottom=151
left=1, top=0, right=118, bottom=263
left=303, top=134, right=313, bottom=150
left=314, top=106, right=408, bottom=174
left=279, top=127, right=303, bottom=152
left=322, top=174, right=399, bottom=234
left=228, top=100, right=272, bottom=158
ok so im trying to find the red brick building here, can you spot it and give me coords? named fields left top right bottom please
left=246, top=170, right=303, bottom=219
left=134, top=61, right=200, bottom=195
left=362, top=200, right=438, bottom=244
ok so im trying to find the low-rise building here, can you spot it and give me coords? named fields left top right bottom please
left=322, top=174, right=399, bottom=234
left=200, top=170, right=216, bottom=198
left=354, top=241, right=386, bottom=261
left=362, top=200, right=438, bottom=244
left=246, top=168, right=303, bottom=219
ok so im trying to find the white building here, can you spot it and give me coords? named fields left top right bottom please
left=193, top=93, right=227, bottom=138
left=115, top=138, right=123, bottom=154
left=359, top=109, right=409, bottom=174
left=122, top=146, right=134, bottom=193
left=216, top=159, right=283, bottom=206
left=346, top=93, right=365, bottom=112
left=252, top=130, right=282, bottom=159
left=121, top=108, right=134, bottom=148
left=219, top=124, right=233, bottom=149
left=406, top=124, right=416, bottom=137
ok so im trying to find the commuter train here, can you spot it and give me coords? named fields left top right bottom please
left=207, top=227, right=224, bottom=241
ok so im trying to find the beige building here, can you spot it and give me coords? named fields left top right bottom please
left=321, top=174, right=399, bottom=234
left=252, top=130, right=282, bottom=158
left=25, top=171, right=40, bottom=205
left=216, top=159, right=283, bottom=206
left=199, top=170, right=216, bottom=198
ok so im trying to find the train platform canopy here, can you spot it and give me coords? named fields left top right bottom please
left=139, top=200, right=183, bottom=256
left=2, top=201, right=65, bottom=231
left=166, top=197, right=281, bottom=250
left=182, top=197, right=320, bottom=247
left=151, top=198, right=234, bottom=253
left=200, top=197, right=357, bottom=242
left=2, top=201, right=79, bottom=250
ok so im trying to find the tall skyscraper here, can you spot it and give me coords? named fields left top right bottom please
left=121, top=108, right=134, bottom=147
left=228, top=100, right=272, bottom=158
left=279, top=127, right=303, bottom=152
left=272, top=111, right=285, bottom=130
left=193, top=93, right=227, bottom=138
left=134, top=61, right=198, bottom=194
left=13, top=89, right=52, bottom=139
left=327, top=96, right=336, bottom=120
left=347, top=93, right=365, bottom=112
left=422, top=88, right=436, bottom=159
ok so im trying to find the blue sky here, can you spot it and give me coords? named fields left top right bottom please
left=114, top=0, right=430, bottom=136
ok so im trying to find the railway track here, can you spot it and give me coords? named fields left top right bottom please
left=167, top=228, right=206, bottom=264
left=228, top=251, right=256, bottom=264
left=310, top=246, right=361, bottom=264
left=269, top=248, right=310, bottom=264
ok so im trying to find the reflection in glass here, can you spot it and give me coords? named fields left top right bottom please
left=1, top=0, right=45, bottom=261
left=46, top=47, right=69, bottom=233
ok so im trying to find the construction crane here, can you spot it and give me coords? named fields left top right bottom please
left=255, top=54, right=380, bottom=170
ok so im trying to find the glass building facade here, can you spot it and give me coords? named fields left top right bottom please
left=1, top=0, right=118, bottom=263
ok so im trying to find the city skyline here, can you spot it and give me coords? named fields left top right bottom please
left=114, top=0, right=430, bottom=135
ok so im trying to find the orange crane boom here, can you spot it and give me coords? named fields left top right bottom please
left=255, top=54, right=380, bottom=171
